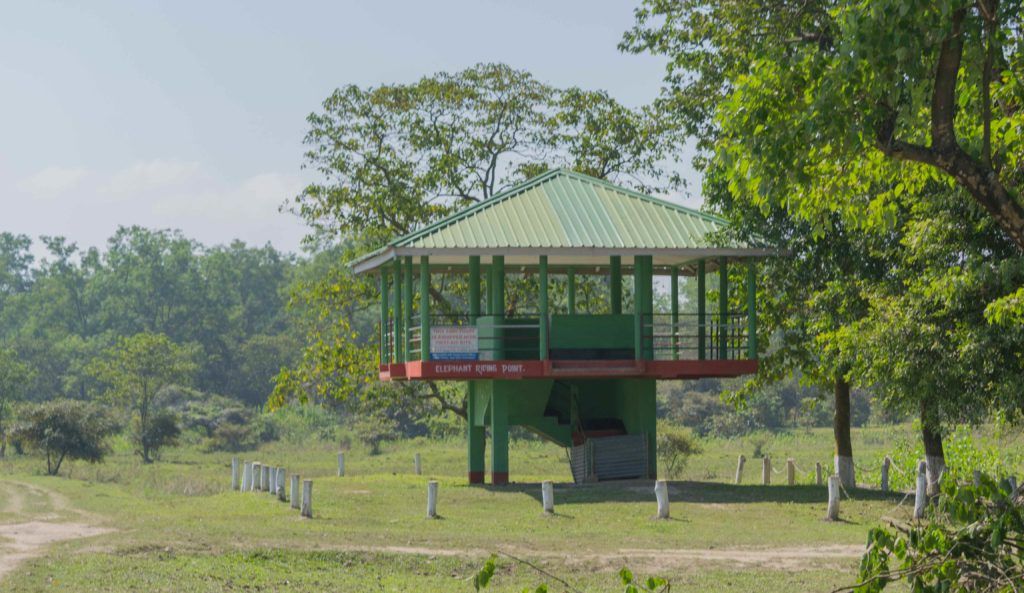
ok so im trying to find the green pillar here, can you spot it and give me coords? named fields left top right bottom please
left=467, top=382, right=484, bottom=484
left=697, top=259, right=706, bottom=360
left=403, top=257, right=413, bottom=360
left=469, top=256, right=481, bottom=320
left=380, top=269, right=389, bottom=364
left=491, top=256, right=505, bottom=316
left=567, top=267, right=576, bottom=315
left=747, top=262, right=757, bottom=360
left=485, top=264, right=493, bottom=316
left=718, top=257, right=728, bottom=360
left=539, top=256, right=549, bottom=360
left=633, top=258, right=643, bottom=360
left=420, top=257, right=430, bottom=362
left=671, top=266, right=679, bottom=361
left=490, top=388, right=509, bottom=485
left=610, top=256, right=622, bottom=314
left=393, top=259, right=403, bottom=362
left=640, top=256, right=654, bottom=360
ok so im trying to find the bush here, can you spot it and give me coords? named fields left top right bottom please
left=13, top=400, right=117, bottom=475
left=135, top=410, right=181, bottom=462
left=206, top=421, right=257, bottom=452
left=657, top=421, right=702, bottom=479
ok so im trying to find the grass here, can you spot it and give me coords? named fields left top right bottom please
left=2, top=425, right=1022, bottom=592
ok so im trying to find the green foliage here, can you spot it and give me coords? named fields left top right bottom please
left=473, top=555, right=669, bottom=593
left=0, top=346, right=33, bottom=457
left=657, top=420, right=703, bottom=478
left=351, top=408, right=401, bottom=455
left=849, top=478, right=1024, bottom=593
left=13, top=399, right=117, bottom=475
left=135, top=409, right=181, bottom=462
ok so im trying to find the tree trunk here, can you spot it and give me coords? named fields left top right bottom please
left=920, top=401, right=946, bottom=496
left=833, top=377, right=855, bottom=489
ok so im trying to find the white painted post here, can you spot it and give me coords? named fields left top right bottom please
left=734, top=455, right=745, bottom=484
left=252, top=462, right=262, bottom=491
left=277, top=468, right=286, bottom=501
left=786, top=459, right=795, bottom=486
left=654, top=480, right=670, bottom=519
left=337, top=452, right=345, bottom=477
left=426, top=480, right=439, bottom=518
left=242, top=461, right=252, bottom=491
left=231, top=457, right=239, bottom=490
left=290, top=475, right=300, bottom=510
left=762, top=457, right=771, bottom=485
left=261, top=465, right=270, bottom=492
left=414, top=453, right=422, bottom=476
left=815, top=462, right=823, bottom=486
left=914, top=460, right=928, bottom=520
left=301, top=480, right=313, bottom=518
left=268, top=468, right=277, bottom=496
left=541, top=481, right=554, bottom=514
left=826, top=475, right=840, bottom=521
left=881, top=457, right=891, bottom=492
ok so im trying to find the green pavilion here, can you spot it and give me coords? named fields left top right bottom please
left=351, top=169, right=774, bottom=484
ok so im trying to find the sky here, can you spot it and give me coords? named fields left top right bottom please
left=0, top=0, right=689, bottom=258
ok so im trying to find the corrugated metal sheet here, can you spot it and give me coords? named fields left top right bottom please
left=395, top=169, right=742, bottom=251
left=570, top=434, right=649, bottom=483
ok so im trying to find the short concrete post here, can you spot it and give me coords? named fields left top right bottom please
left=914, top=460, right=927, bottom=520
left=815, top=462, right=823, bottom=486
left=231, top=457, right=239, bottom=490
left=261, top=464, right=270, bottom=492
left=541, top=481, right=554, bottom=514
left=290, top=475, right=300, bottom=510
left=252, top=462, right=262, bottom=491
left=426, top=480, right=439, bottom=518
left=269, top=468, right=278, bottom=496
left=301, top=480, right=313, bottom=518
left=786, top=459, right=795, bottom=486
left=762, top=457, right=771, bottom=485
left=277, top=468, right=286, bottom=501
left=414, top=453, right=422, bottom=476
left=734, top=455, right=745, bottom=484
left=826, top=475, right=840, bottom=521
left=973, top=470, right=982, bottom=488
left=242, top=461, right=252, bottom=491
left=337, top=452, right=345, bottom=477
left=654, top=480, right=670, bottom=519
left=881, top=457, right=891, bottom=492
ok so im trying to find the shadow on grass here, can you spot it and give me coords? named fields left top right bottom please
left=481, top=480, right=906, bottom=506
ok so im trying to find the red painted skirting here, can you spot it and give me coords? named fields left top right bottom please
left=491, top=471, right=509, bottom=485
left=380, top=359, right=757, bottom=381
left=468, top=471, right=485, bottom=484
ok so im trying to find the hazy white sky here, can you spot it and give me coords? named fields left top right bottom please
left=1, top=0, right=691, bottom=257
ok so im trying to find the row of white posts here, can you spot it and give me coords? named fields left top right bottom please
left=734, top=454, right=1020, bottom=521
left=232, top=458, right=313, bottom=518
left=334, top=452, right=423, bottom=478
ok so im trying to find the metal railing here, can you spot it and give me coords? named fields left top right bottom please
left=642, top=312, right=750, bottom=361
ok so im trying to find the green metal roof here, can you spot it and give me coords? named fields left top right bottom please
left=352, top=169, right=773, bottom=273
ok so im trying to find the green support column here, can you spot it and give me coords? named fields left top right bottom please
left=610, top=256, right=622, bottom=314
left=747, top=262, right=757, bottom=359
left=671, top=265, right=679, bottom=361
left=466, top=382, right=484, bottom=484
left=420, top=257, right=430, bottom=362
left=492, top=256, right=505, bottom=316
left=392, top=259, right=403, bottom=362
left=380, top=269, right=389, bottom=364
left=469, top=256, right=481, bottom=320
left=718, top=257, right=729, bottom=360
left=403, top=257, right=413, bottom=359
left=567, top=267, right=576, bottom=315
left=485, top=264, right=493, bottom=316
left=697, top=259, right=706, bottom=360
left=641, top=256, right=654, bottom=360
left=539, top=256, right=549, bottom=360
left=633, top=258, right=643, bottom=360
left=490, top=388, right=509, bottom=485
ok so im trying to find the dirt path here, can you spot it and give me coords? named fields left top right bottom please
left=0, top=480, right=113, bottom=581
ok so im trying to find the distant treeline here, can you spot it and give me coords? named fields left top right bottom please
left=0, top=226, right=318, bottom=407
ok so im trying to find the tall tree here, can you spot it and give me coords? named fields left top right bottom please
left=0, top=347, right=32, bottom=458
left=89, top=332, right=197, bottom=463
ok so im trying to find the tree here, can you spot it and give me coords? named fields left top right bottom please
left=0, top=347, right=32, bottom=458
left=277, top=63, right=683, bottom=420
left=89, top=332, right=197, bottom=463
left=13, top=400, right=116, bottom=475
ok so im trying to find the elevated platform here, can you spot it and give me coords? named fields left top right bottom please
left=380, top=358, right=758, bottom=381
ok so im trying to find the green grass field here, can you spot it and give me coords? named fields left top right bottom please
left=2, top=425, right=1022, bottom=592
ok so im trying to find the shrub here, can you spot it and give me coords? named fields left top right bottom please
left=657, top=421, right=702, bottom=479
left=135, top=409, right=181, bottom=462
left=13, top=400, right=117, bottom=475
left=206, top=421, right=257, bottom=452
left=352, top=412, right=400, bottom=455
